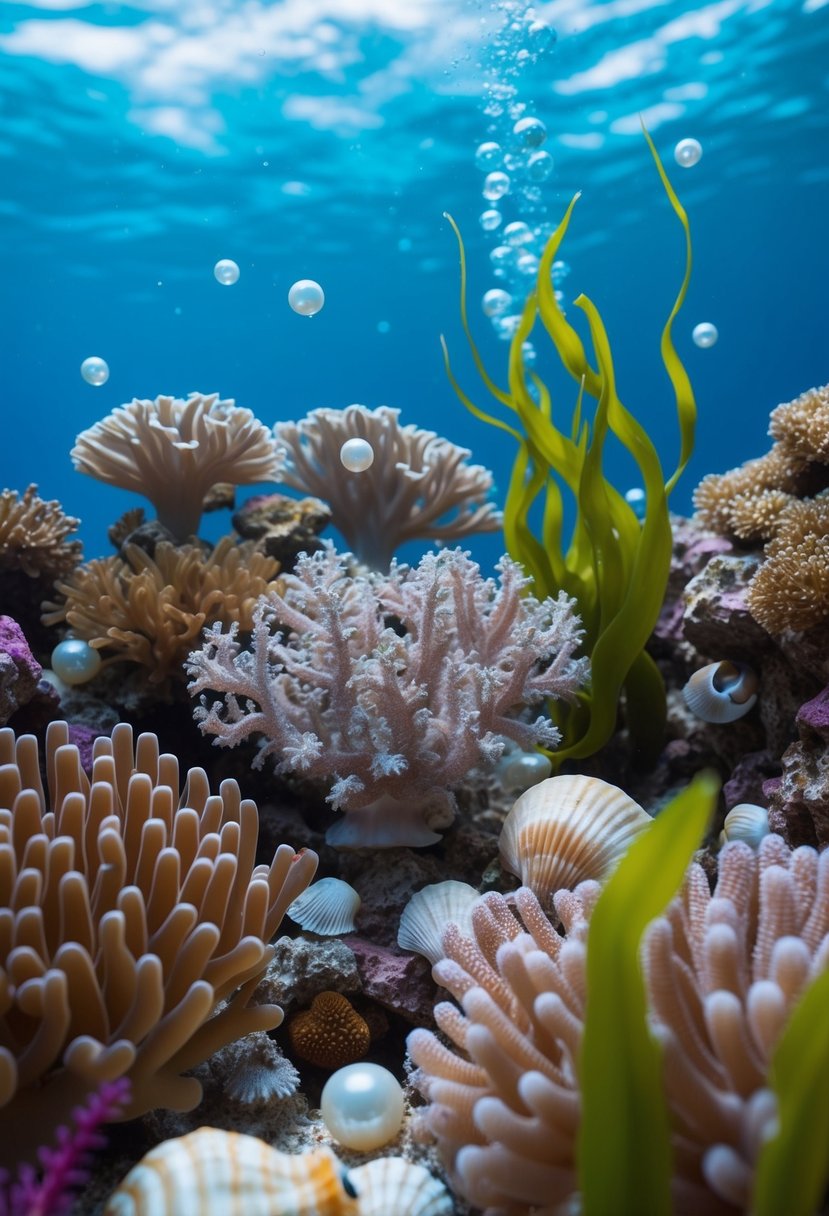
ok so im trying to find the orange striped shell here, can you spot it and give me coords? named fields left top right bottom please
left=104, top=1128, right=358, bottom=1216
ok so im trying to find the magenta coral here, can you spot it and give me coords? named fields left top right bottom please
left=188, top=544, right=588, bottom=847
left=0, top=1077, right=130, bottom=1215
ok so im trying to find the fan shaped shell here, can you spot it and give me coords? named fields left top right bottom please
left=499, top=774, right=651, bottom=903
left=397, top=880, right=480, bottom=964
left=349, top=1157, right=453, bottom=1216
left=104, top=1128, right=358, bottom=1216
left=288, top=877, right=361, bottom=935
left=682, top=660, right=758, bottom=723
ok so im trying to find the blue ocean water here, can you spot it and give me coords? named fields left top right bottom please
left=2, top=0, right=827, bottom=572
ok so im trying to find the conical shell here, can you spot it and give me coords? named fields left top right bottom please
left=288, top=877, right=361, bottom=935
left=349, top=1157, right=453, bottom=1216
left=104, top=1129, right=358, bottom=1216
left=397, top=880, right=480, bottom=964
left=499, top=774, right=651, bottom=902
left=682, top=660, right=758, bottom=723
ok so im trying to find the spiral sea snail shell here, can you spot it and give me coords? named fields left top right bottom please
left=682, top=660, right=759, bottom=724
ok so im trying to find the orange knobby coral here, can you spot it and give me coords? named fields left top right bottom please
left=42, top=536, right=280, bottom=696
left=287, top=991, right=370, bottom=1070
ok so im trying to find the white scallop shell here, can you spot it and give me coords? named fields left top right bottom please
left=499, top=774, right=652, bottom=903
left=718, top=803, right=769, bottom=848
left=682, top=660, right=758, bottom=724
left=348, top=1157, right=453, bottom=1216
left=288, top=877, right=361, bottom=935
left=104, top=1129, right=357, bottom=1216
left=397, top=880, right=480, bottom=964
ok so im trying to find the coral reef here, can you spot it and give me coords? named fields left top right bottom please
left=0, top=720, right=317, bottom=1165
left=408, top=835, right=829, bottom=1215
left=42, top=537, right=281, bottom=700
left=72, top=393, right=283, bottom=541
left=188, top=543, right=587, bottom=846
left=273, top=404, right=502, bottom=570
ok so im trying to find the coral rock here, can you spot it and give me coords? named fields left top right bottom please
left=766, top=685, right=829, bottom=847
left=0, top=616, right=41, bottom=725
left=232, top=493, right=332, bottom=568
left=682, top=552, right=771, bottom=655
left=346, top=938, right=437, bottom=1026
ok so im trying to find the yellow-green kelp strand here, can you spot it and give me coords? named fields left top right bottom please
left=578, top=771, right=718, bottom=1216
left=443, top=124, right=696, bottom=765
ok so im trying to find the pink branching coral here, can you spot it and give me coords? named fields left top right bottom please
left=408, top=837, right=829, bottom=1216
left=273, top=404, right=502, bottom=569
left=187, top=544, right=588, bottom=847
left=72, top=394, right=283, bottom=541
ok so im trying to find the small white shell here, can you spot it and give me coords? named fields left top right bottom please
left=718, top=803, right=769, bottom=848
left=288, top=877, right=361, bottom=935
left=499, top=774, right=652, bottom=903
left=397, top=880, right=480, bottom=964
left=348, top=1157, right=453, bottom=1216
left=104, top=1128, right=358, bottom=1215
left=682, top=660, right=759, bottom=723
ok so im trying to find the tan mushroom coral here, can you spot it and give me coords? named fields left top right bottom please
left=42, top=536, right=281, bottom=697
left=273, top=404, right=502, bottom=569
left=0, top=484, right=82, bottom=580
left=0, top=720, right=318, bottom=1165
left=72, top=393, right=284, bottom=541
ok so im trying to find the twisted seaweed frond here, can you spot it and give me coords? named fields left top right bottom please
left=442, top=123, right=696, bottom=764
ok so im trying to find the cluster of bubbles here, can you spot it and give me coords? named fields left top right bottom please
left=471, top=3, right=566, bottom=361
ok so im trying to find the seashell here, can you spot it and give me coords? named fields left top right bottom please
left=682, top=660, right=759, bottom=724
left=104, top=1128, right=358, bottom=1215
left=348, top=1157, right=453, bottom=1216
left=397, top=880, right=480, bottom=964
left=499, top=774, right=651, bottom=903
left=288, top=876, right=361, bottom=935
left=718, top=803, right=770, bottom=849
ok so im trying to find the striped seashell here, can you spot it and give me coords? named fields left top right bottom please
left=718, top=802, right=770, bottom=848
left=348, top=1157, right=453, bottom=1216
left=397, top=880, right=480, bottom=964
left=288, top=877, right=362, bottom=935
left=499, top=774, right=652, bottom=903
left=104, top=1128, right=358, bottom=1216
left=682, top=660, right=759, bottom=723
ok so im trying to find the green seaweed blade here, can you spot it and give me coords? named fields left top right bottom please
left=578, top=771, right=719, bottom=1216
left=752, top=966, right=829, bottom=1216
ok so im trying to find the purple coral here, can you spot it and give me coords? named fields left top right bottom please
left=0, top=1077, right=130, bottom=1216
left=0, top=616, right=41, bottom=726
left=187, top=544, right=588, bottom=847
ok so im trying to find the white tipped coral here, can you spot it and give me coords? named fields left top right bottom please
left=72, top=393, right=283, bottom=540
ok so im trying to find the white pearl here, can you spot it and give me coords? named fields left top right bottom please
left=674, top=137, right=703, bottom=168
left=51, top=639, right=102, bottom=685
left=80, top=356, right=109, bottom=386
left=288, top=279, right=325, bottom=316
left=213, top=259, right=240, bottom=285
left=340, top=437, right=374, bottom=472
left=497, top=750, right=552, bottom=792
left=692, top=321, right=718, bottom=348
left=320, top=1062, right=405, bottom=1151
